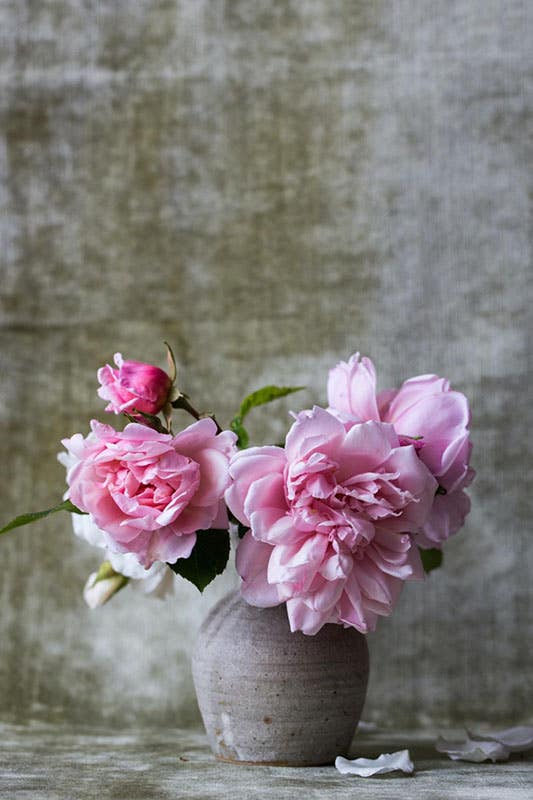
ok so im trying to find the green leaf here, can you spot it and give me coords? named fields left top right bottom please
left=168, top=528, right=230, bottom=592
left=419, top=547, right=443, bottom=573
left=237, top=385, right=305, bottom=419
left=230, top=385, right=305, bottom=448
left=0, top=499, right=85, bottom=536
left=229, top=417, right=249, bottom=449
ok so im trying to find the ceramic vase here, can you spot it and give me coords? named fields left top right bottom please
left=192, top=591, right=369, bottom=766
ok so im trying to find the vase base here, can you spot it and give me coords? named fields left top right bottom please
left=215, top=754, right=335, bottom=768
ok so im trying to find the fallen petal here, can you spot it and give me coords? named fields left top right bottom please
left=467, top=726, right=533, bottom=753
left=335, top=749, right=414, bottom=777
left=436, top=736, right=510, bottom=763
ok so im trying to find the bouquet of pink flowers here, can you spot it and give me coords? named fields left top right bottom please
left=1, top=346, right=474, bottom=636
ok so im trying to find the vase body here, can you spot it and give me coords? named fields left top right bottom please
left=192, top=591, right=369, bottom=766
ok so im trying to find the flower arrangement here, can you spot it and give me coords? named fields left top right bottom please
left=1, top=345, right=474, bottom=635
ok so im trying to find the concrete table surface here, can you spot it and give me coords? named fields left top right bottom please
left=1, top=723, right=531, bottom=800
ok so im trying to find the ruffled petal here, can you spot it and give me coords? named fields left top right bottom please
left=236, top=532, right=280, bottom=607
left=286, top=597, right=333, bottom=635
left=285, top=406, right=345, bottom=462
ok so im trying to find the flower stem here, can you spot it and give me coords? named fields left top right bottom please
left=172, top=394, right=222, bottom=434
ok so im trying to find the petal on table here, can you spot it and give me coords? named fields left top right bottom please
left=335, top=749, right=414, bottom=776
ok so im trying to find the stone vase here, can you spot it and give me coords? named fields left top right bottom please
left=192, top=591, right=369, bottom=766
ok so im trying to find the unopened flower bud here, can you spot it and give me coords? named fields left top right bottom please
left=83, top=561, right=129, bottom=609
left=97, top=353, right=172, bottom=416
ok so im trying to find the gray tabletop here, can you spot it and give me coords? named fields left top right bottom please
left=1, top=723, right=531, bottom=800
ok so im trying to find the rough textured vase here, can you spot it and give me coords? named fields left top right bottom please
left=192, top=591, right=369, bottom=766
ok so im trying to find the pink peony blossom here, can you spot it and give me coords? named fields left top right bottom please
left=62, top=418, right=236, bottom=567
left=97, top=353, right=172, bottom=416
left=227, top=407, right=436, bottom=635
left=328, top=353, right=475, bottom=547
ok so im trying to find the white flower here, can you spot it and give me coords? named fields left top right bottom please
left=73, top=513, right=176, bottom=600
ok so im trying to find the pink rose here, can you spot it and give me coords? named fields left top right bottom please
left=97, top=353, right=172, bottom=416
left=62, top=418, right=236, bottom=567
left=327, top=353, right=475, bottom=547
left=226, top=407, right=436, bottom=635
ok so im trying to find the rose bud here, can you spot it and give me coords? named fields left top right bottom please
left=83, top=561, right=129, bottom=609
left=97, top=352, right=172, bottom=416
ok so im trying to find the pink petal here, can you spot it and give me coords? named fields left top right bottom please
left=147, top=529, right=196, bottom=566
left=249, top=507, right=300, bottom=545
left=327, top=353, right=380, bottom=421
left=418, top=490, right=471, bottom=546
left=225, top=446, right=286, bottom=524
left=319, top=550, right=353, bottom=581
left=336, top=420, right=397, bottom=479
left=236, top=532, right=280, bottom=607
left=381, top=446, right=437, bottom=530
left=211, top=500, right=229, bottom=530
left=170, top=503, right=217, bottom=535
left=286, top=597, right=332, bottom=635
left=355, top=561, right=395, bottom=607
left=244, top=472, right=287, bottom=519
left=367, top=537, right=418, bottom=580
left=384, top=374, right=451, bottom=419
left=336, top=585, right=370, bottom=633
left=168, top=419, right=225, bottom=461
left=285, top=406, right=345, bottom=462
left=267, top=535, right=329, bottom=584
left=305, top=575, right=345, bottom=613
left=192, top=447, right=232, bottom=506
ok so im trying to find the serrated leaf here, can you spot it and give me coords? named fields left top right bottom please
left=168, top=528, right=230, bottom=592
left=419, top=547, right=443, bottom=573
left=0, top=499, right=85, bottom=535
left=230, top=385, right=304, bottom=448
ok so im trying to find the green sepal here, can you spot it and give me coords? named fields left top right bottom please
left=92, top=561, right=126, bottom=584
left=230, top=385, right=305, bottom=448
left=164, top=340, right=177, bottom=384
left=0, top=499, right=85, bottom=536
left=419, top=547, right=443, bottom=573
left=123, top=411, right=168, bottom=434
left=168, top=528, right=230, bottom=592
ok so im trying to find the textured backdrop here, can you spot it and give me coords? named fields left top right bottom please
left=0, top=1, right=531, bottom=729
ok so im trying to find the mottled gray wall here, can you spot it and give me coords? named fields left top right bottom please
left=0, top=1, right=531, bottom=728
